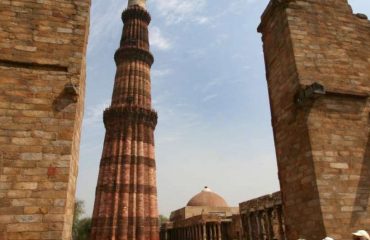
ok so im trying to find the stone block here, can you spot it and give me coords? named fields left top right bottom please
left=7, top=223, right=48, bottom=232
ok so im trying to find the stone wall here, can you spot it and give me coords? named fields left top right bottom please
left=0, top=1, right=90, bottom=239
left=258, top=0, right=370, bottom=239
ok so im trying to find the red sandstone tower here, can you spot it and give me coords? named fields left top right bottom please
left=90, top=0, right=159, bottom=239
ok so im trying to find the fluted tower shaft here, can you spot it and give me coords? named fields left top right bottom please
left=90, top=2, right=159, bottom=240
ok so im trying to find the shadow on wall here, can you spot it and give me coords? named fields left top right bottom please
left=351, top=126, right=370, bottom=226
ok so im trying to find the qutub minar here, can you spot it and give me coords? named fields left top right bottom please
left=90, top=0, right=159, bottom=239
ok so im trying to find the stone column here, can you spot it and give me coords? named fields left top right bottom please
left=247, top=214, right=253, bottom=240
left=194, top=226, right=196, bottom=240
left=195, top=225, right=198, bottom=240
left=212, top=224, right=216, bottom=240
left=199, top=225, right=203, bottom=240
left=258, top=211, right=265, bottom=240
left=249, top=213, right=254, bottom=239
left=217, top=223, right=222, bottom=240
left=197, top=225, right=201, bottom=240
left=277, top=207, right=285, bottom=240
left=203, top=224, right=207, bottom=240
left=267, top=209, right=274, bottom=240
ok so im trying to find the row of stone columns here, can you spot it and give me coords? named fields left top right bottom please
left=242, top=206, right=286, bottom=240
left=164, top=222, right=222, bottom=240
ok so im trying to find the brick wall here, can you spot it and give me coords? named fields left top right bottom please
left=0, top=0, right=90, bottom=239
left=259, top=0, right=370, bottom=239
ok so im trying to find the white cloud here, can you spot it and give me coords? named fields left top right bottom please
left=87, top=0, right=125, bottom=53
left=194, top=16, right=210, bottom=25
left=152, top=68, right=173, bottom=78
left=150, top=27, right=172, bottom=50
left=151, top=0, right=208, bottom=24
left=202, top=93, right=218, bottom=102
left=84, top=100, right=110, bottom=126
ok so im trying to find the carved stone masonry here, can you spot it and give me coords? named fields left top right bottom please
left=90, top=2, right=159, bottom=240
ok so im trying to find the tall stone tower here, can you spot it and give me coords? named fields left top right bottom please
left=90, top=0, right=159, bottom=239
left=258, top=0, right=370, bottom=239
left=0, top=1, right=90, bottom=240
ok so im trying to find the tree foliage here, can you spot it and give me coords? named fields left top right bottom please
left=159, top=215, right=169, bottom=226
left=72, top=200, right=92, bottom=240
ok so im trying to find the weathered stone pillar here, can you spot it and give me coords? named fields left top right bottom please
left=266, top=209, right=274, bottom=240
left=247, top=214, right=253, bottom=240
left=198, top=226, right=201, bottom=240
left=259, top=0, right=370, bottom=239
left=195, top=225, right=198, bottom=240
left=203, top=224, right=207, bottom=240
left=212, top=224, right=215, bottom=240
left=0, top=1, right=90, bottom=239
left=213, top=224, right=218, bottom=240
left=256, top=212, right=262, bottom=240
left=277, top=207, right=285, bottom=240
left=217, top=223, right=222, bottom=240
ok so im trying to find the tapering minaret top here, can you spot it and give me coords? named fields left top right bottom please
left=128, top=0, right=146, bottom=9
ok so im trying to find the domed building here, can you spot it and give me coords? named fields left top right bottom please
left=160, top=187, right=242, bottom=240
left=187, top=186, right=229, bottom=208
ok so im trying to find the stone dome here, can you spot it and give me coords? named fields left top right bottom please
left=187, top=187, right=228, bottom=207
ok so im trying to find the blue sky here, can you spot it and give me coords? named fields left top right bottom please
left=77, top=0, right=370, bottom=217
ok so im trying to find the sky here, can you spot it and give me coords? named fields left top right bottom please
left=77, top=0, right=370, bottom=217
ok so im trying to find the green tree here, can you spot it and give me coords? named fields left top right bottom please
left=158, top=215, right=169, bottom=226
left=72, top=200, right=92, bottom=240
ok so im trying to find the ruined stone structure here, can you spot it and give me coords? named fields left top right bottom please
left=239, top=192, right=286, bottom=240
left=160, top=187, right=241, bottom=240
left=258, top=0, right=370, bottom=239
left=90, top=0, right=159, bottom=239
left=0, top=1, right=90, bottom=239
